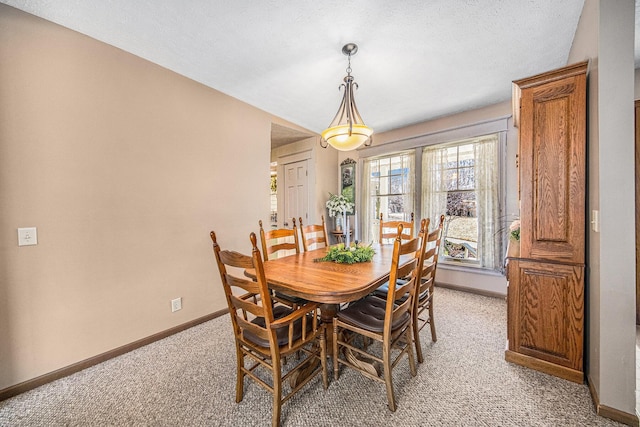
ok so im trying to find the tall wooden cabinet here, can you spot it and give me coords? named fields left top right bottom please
left=506, top=61, right=588, bottom=383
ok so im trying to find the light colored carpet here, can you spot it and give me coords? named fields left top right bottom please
left=0, top=288, right=623, bottom=426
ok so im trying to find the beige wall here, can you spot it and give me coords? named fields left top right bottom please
left=568, top=0, right=636, bottom=416
left=0, top=5, right=277, bottom=390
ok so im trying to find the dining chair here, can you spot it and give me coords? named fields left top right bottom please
left=211, top=231, right=327, bottom=427
left=259, top=218, right=300, bottom=261
left=412, top=214, right=445, bottom=363
left=298, top=216, right=329, bottom=251
left=259, top=219, right=306, bottom=309
left=379, top=212, right=414, bottom=244
left=373, top=218, right=428, bottom=298
left=332, top=223, right=427, bottom=412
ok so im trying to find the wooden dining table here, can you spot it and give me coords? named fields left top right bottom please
left=255, top=243, right=403, bottom=386
left=260, top=244, right=397, bottom=324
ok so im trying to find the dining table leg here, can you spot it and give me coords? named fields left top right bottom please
left=319, top=303, right=339, bottom=325
left=289, top=304, right=339, bottom=389
left=319, top=303, right=340, bottom=364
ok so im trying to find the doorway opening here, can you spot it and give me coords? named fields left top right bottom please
left=270, top=162, right=277, bottom=228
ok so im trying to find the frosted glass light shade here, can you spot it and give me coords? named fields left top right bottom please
left=321, top=124, right=373, bottom=151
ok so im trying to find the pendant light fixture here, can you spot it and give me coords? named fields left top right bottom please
left=320, top=43, right=373, bottom=151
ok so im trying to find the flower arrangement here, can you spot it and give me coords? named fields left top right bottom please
left=326, top=192, right=354, bottom=217
left=315, top=242, right=375, bottom=264
left=509, top=220, right=520, bottom=241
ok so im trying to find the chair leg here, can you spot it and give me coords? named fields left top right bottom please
left=382, top=340, right=396, bottom=412
left=406, top=326, right=417, bottom=377
left=272, top=357, right=282, bottom=427
left=429, top=299, right=437, bottom=342
left=235, top=345, right=244, bottom=402
left=332, top=321, right=339, bottom=380
left=320, top=327, right=328, bottom=389
left=413, top=307, right=424, bottom=364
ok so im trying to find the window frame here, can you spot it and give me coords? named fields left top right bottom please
left=438, top=140, right=482, bottom=266
left=358, top=116, right=508, bottom=273
left=362, top=151, right=415, bottom=243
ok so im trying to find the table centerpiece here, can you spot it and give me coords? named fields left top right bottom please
left=315, top=241, right=375, bottom=264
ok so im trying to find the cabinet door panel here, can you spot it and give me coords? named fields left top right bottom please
left=533, top=95, right=569, bottom=242
left=509, top=260, right=584, bottom=370
left=519, top=74, right=586, bottom=263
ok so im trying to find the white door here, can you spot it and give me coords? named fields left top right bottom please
left=283, top=160, right=309, bottom=228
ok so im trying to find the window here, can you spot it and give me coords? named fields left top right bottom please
left=362, top=152, right=414, bottom=243
left=422, top=134, right=501, bottom=270
left=443, top=144, right=478, bottom=261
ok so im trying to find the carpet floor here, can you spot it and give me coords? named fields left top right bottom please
left=0, top=288, right=623, bottom=426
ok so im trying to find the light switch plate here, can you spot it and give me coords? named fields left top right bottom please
left=18, top=227, right=38, bottom=246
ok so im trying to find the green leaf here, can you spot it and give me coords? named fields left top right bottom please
left=315, top=243, right=376, bottom=264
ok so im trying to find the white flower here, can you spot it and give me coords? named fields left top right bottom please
left=326, top=193, right=354, bottom=217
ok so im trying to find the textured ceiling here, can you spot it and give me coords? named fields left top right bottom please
left=2, top=0, right=611, bottom=147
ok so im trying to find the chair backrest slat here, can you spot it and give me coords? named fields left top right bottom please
left=236, top=315, right=271, bottom=341
left=219, top=250, right=255, bottom=270
left=230, top=293, right=265, bottom=318
left=259, top=219, right=300, bottom=260
left=379, top=212, right=414, bottom=244
left=225, top=274, right=261, bottom=295
left=299, top=215, right=329, bottom=251
left=391, top=297, right=414, bottom=323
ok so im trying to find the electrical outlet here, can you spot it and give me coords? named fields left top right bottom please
left=171, top=297, right=182, bottom=312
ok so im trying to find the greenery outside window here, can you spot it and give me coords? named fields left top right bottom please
left=422, top=134, right=501, bottom=270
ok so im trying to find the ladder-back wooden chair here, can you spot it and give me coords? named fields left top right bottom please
left=298, top=216, right=329, bottom=251
left=211, top=231, right=327, bottom=427
left=379, top=212, right=414, bottom=244
left=259, top=219, right=300, bottom=260
left=374, top=218, right=429, bottom=297
left=412, top=214, right=445, bottom=363
left=259, top=219, right=306, bottom=309
left=332, top=223, right=427, bottom=412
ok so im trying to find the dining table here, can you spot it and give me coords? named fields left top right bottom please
left=254, top=243, right=405, bottom=386
left=260, top=243, right=398, bottom=324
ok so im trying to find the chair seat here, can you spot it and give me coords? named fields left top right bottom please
left=245, top=306, right=309, bottom=348
left=373, top=278, right=409, bottom=298
left=336, top=295, right=410, bottom=333
left=417, top=288, right=431, bottom=303
left=375, top=279, right=431, bottom=303
left=274, top=291, right=307, bottom=304
left=243, top=268, right=307, bottom=305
